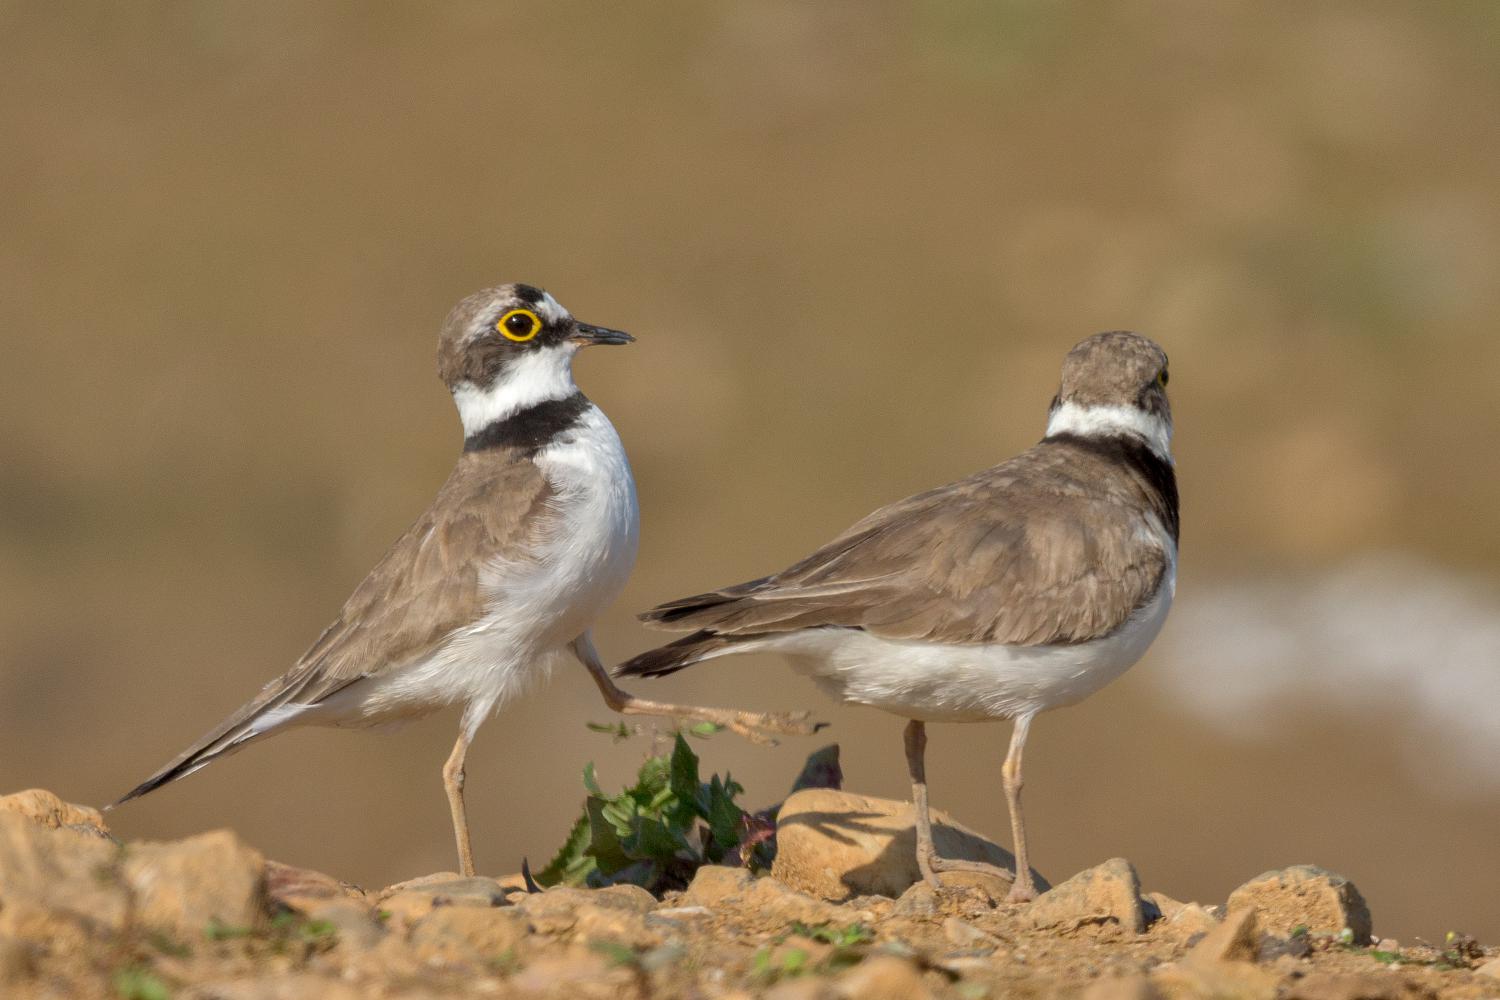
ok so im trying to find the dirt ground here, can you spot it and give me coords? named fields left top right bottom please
left=3, top=789, right=1497, bottom=1000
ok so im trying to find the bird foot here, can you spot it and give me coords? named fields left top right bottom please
left=923, top=855, right=1036, bottom=903
left=720, top=709, right=827, bottom=746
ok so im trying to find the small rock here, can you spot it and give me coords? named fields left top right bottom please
left=1185, top=909, right=1258, bottom=965
left=678, top=865, right=752, bottom=908
left=1278, top=971, right=1412, bottom=1000
left=376, top=874, right=510, bottom=927
left=515, top=886, right=662, bottom=947
left=834, top=955, right=933, bottom=1000
left=1082, top=974, right=1161, bottom=1000
left=301, top=899, right=384, bottom=951
left=265, top=860, right=366, bottom=913
left=1476, top=957, right=1500, bottom=980
left=408, top=905, right=528, bottom=963
left=773, top=788, right=1045, bottom=900
left=1030, top=859, right=1146, bottom=936
left=121, top=830, right=269, bottom=939
left=892, top=881, right=939, bottom=918
left=0, top=811, right=124, bottom=933
left=572, top=906, right=660, bottom=950
left=508, top=950, right=622, bottom=993
left=646, top=906, right=713, bottom=933
left=678, top=866, right=841, bottom=927
left=590, top=883, right=657, bottom=913
left=1226, top=866, right=1372, bottom=943
left=1152, top=960, right=1278, bottom=1000
left=942, top=916, right=1000, bottom=951
left=1144, top=891, right=1185, bottom=922
left=378, top=873, right=509, bottom=906
left=1374, top=938, right=1399, bottom=953
left=0, top=790, right=109, bottom=838
left=1158, top=903, right=1220, bottom=942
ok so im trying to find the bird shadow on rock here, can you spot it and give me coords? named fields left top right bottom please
left=775, top=798, right=1050, bottom=901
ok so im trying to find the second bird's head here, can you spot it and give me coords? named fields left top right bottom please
left=437, top=283, right=633, bottom=436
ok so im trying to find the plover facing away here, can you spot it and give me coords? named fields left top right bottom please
left=618, top=331, right=1178, bottom=902
left=112, top=283, right=818, bottom=875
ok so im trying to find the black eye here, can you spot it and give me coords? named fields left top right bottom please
left=1158, top=369, right=1169, bottom=387
left=498, top=308, right=542, bottom=342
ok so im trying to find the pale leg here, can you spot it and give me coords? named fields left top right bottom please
left=1001, top=713, right=1037, bottom=902
left=442, top=731, right=475, bottom=877
left=903, top=719, right=940, bottom=888
left=571, top=633, right=823, bottom=745
left=905, top=715, right=1040, bottom=902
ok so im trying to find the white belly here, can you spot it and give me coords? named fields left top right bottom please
left=758, top=566, right=1174, bottom=723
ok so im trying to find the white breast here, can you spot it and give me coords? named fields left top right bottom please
left=316, top=403, right=639, bottom=731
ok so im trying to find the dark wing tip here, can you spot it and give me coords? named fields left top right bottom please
left=615, top=630, right=724, bottom=678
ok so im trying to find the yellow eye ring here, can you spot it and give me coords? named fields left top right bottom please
left=1157, top=369, right=1169, bottom=387
left=498, top=308, right=542, bottom=342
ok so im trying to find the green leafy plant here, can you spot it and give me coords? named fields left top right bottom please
left=536, top=731, right=842, bottom=893
left=535, top=732, right=765, bottom=892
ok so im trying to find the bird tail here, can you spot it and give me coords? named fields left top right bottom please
left=615, top=629, right=747, bottom=679
left=106, top=690, right=306, bottom=809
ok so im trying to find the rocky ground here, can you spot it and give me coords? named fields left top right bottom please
left=2, top=787, right=1497, bottom=1000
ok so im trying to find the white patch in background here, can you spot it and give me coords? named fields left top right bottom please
left=1151, top=552, right=1500, bottom=799
left=451, top=345, right=580, bottom=435
left=1046, top=401, right=1173, bottom=462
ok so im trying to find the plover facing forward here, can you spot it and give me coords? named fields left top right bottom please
left=113, top=283, right=818, bottom=875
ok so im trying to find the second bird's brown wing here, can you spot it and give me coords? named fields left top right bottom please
left=638, top=439, right=1171, bottom=651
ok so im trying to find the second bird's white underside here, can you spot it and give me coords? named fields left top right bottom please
left=750, top=556, right=1174, bottom=723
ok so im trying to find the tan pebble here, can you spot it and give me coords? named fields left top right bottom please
left=1374, top=937, right=1399, bottom=952
left=1186, top=908, right=1259, bottom=965
left=264, top=860, right=366, bottom=912
left=943, top=917, right=1000, bottom=950
left=1277, top=971, right=1406, bottom=1000
left=590, top=883, right=656, bottom=913
left=1030, top=858, right=1146, bottom=936
left=121, top=829, right=268, bottom=939
left=409, top=906, right=528, bottom=964
left=834, top=955, right=932, bottom=1000
left=1152, top=960, right=1278, bottom=1000
left=678, top=865, right=754, bottom=907
left=0, top=811, right=127, bottom=932
left=1144, top=891, right=1186, bottom=921
left=892, top=881, right=939, bottom=918
left=0, top=790, right=109, bottom=837
left=1476, top=957, right=1500, bottom=979
left=1225, top=865, right=1372, bottom=942
left=1157, top=902, right=1220, bottom=942
left=1082, top=974, right=1161, bottom=1000
left=572, top=906, right=661, bottom=949
left=302, top=899, right=385, bottom=951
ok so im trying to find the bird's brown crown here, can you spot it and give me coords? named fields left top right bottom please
left=1053, top=330, right=1170, bottom=419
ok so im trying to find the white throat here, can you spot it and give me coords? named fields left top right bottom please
left=452, top=345, right=579, bottom=436
left=1045, top=401, right=1173, bottom=462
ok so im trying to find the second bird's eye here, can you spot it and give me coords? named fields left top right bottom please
left=498, top=308, right=542, bottom=342
left=1158, top=369, right=1169, bottom=387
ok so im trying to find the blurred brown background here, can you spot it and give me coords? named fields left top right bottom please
left=4, top=2, right=1499, bottom=942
